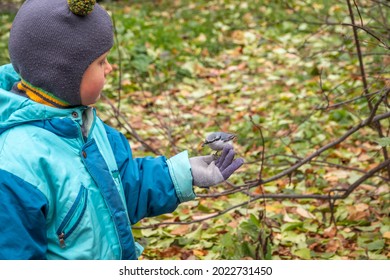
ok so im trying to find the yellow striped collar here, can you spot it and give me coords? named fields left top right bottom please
left=17, top=79, right=71, bottom=108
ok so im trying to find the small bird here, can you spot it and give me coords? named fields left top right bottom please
left=202, top=131, right=236, bottom=151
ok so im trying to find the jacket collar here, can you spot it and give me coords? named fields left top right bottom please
left=0, top=63, right=91, bottom=138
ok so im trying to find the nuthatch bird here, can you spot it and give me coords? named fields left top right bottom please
left=202, top=132, right=236, bottom=151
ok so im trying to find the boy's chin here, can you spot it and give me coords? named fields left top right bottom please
left=81, top=93, right=102, bottom=106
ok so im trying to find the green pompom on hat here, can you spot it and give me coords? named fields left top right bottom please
left=68, top=0, right=96, bottom=16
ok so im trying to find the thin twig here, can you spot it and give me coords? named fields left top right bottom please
left=249, top=115, right=266, bottom=181
left=346, top=0, right=370, bottom=100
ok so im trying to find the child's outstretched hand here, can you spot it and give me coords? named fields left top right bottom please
left=189, top=145, right=244, bottom=187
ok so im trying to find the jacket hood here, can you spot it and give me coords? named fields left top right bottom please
left=0, top=64, right=86, bottom=136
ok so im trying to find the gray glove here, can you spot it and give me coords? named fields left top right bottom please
left=189, top=145, right=244, bottom=187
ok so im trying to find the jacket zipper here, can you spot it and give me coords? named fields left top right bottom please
left=56, top=185, right=88, bottom=248
left=58, top=233, right=66, bottom=248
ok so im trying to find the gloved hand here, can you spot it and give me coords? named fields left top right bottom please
left=189, top=145, right=244, bottom=187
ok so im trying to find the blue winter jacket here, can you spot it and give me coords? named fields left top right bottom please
left=0, top=64, right=195, bottom=259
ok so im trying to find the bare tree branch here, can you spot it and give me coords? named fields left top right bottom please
left=101, top=94, right=161, bottom=155
left=246, top=104, right=390, bottom=187
left=316, top=88, right=388, bottom=110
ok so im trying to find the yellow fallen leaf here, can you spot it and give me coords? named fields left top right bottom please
left=193, top=249, right=207, bottom=257
left=383, top=232, right=390, bottom=239
left=265, top=204, right=283, bottom=214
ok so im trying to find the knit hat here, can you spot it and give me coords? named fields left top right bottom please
left=9, top=0, right=114, bottom=108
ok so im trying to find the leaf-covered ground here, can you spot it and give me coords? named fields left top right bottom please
left=1, top=0, right=388, bottom=260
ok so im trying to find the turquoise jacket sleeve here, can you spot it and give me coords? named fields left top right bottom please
left=166, top=150, right=196, bottom=202
left=104, top=124, right=195, bottom=224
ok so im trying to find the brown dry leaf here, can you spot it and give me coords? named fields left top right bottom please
left=181, top=208, right=191, bottom=215
left=368, top=163, right=380, bottom=170
left=355, top=203, right=369, bottom=212
left=326, top=239, right=341, bottom=253
left=227, top=219, right=239, bottom=228
left=159, top=245, right=183, bottom=258
left=323, top=226, right=337, bottom=238
left=375, top=186, right=389, bottom=195
left=324, top=170, right=349, bottom=182
left=347, top=203, right=370, bottom=221
left=170, top=224, right=190, bottom=235
left=357, top=153, right=372, bottom=161
left=383, top=232, right=390, bottom=239
left=277, top=246, right=293, bottom=257
left=358, top=184, right=376, bottom=192
left=253, top=186, right=265, bottom=195
left=309, top=242, right=326, bottom=253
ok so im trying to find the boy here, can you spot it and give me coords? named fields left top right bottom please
left=0, top=0, right=243, bottom=259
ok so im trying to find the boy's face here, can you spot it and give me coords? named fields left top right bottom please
left=80, top=51, right=112, bottom=105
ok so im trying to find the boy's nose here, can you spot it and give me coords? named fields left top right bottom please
left=105, top=62, right=113, bottom=75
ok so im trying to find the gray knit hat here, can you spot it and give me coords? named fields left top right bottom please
left=9, top=0, right=114, bottom=107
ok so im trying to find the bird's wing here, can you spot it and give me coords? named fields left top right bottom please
left=203, top=135, right=221, bottom=145
left=223, top=134, right=236, bottom=142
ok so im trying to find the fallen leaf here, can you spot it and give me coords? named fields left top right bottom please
left=296, top=207, right=316, bottom=219
left=323, top=226, right=337, bottom=238
left=193, top=249, right=208, bottom=257
left=283, top=212, right=299, bottom=223
left=326, top=239, right=341, bottom=253
left=191, top=213, right=216, bottom=220
left=309, top=242, right=326, bottom=253
left=347, top=203, right=370, bottom=221
left=227, top=220, right=239, bottom=228
left=355, top=203, right=369, bottom=212
left=265, top=203, right=283, bottom=214
left=324, top=170, right=349, bottom=182
left=170, top=224, right=190, bottom=235
left=357, top=184, right=376, bottom=191
left=158, top=245, right=183, bottom=258
left=293, top=248, right=311, bottom=259
left=375, top=186, right=389, bottom=195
